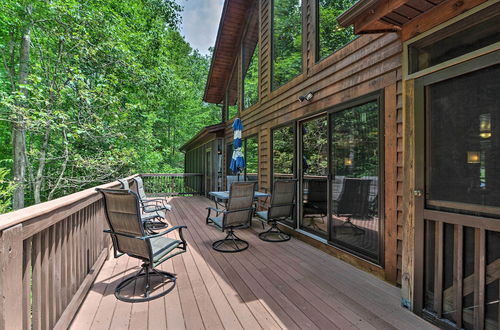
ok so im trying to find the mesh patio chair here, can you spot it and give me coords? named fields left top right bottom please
left=206, top=182, right=256, bottom=252
left=335, top=178, right=371, bottom=234
left=255, top=179, right=297, bottom=242
left=302, top=178, right=328, bottom=226
left=120, top=177, right=171, bottom=229
left=97, top=188, right=187, bottom=302
left=132, top=176, right=173, bottom=213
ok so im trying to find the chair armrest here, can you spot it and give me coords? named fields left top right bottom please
left=224, top=206, right=255, bottom=214
left=104, top=229, right=143, bottom=240
left=143, top=225, right=188, bottom=239
left=207, top=206, right=225, bottom=213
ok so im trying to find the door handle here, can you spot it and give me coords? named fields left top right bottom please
left=413, top=190, right=423, bottom=197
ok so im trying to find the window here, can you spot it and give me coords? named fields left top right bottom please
left=272, top=0, right=302, bottom=89
left=243, top=135, right=259, bottom=182
left=408, top=11, right=500, bottom=74
left=243, top=9, right=259, bottom=109
left=316, top=0, right=357, bottom=61
left=227, top=58, right=239, bottom=120
left=272, top=124, right=295, bottom=183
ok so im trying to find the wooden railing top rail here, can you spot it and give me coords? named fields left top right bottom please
left=141, top=173, right=203, bottom=177
left=0, top=174, right=138, bottom=232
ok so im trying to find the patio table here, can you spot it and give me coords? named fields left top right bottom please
left=209, top=190, right=271, bottom=212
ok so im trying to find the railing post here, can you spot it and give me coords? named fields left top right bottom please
left=0, top=224, right=24, bottom=330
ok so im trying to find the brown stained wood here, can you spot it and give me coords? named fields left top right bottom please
left=401, top=0, right=488, bottom=41
left=22, top=237, right=31, bottom=330
left=71, top=196, right=436, bottom=330
left=434, top=221, right=443, bottom=318
left=55, top=222, right=63, bottom=321
left=53, top=248, right=107, bottom=330
left=0, top=176, right=135, bottom=232
left=384, top=83, right=399, bottom=284
left=455, top=225, right=463, bottom=328
left=31, top=233, right=42, bottom=330
left=49, top=225, right=57, bottom=327
left=0, top=225, right=23, bottom=330
left=401, top=78, right=415, bottom=309
left=41, top=229, right=50, bottom=329
left=474, top=228, right=486, bottom=329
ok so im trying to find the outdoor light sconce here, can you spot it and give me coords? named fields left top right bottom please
left=344, top=158, right=353, bottom=166
left=298, top=91, right=315, bottom=102
left=467, top=151, right=480, bottom=164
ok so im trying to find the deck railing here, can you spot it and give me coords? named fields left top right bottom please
left=0, top=173, right=199, bottom=329
left=141, top=173, right=203, bottom=196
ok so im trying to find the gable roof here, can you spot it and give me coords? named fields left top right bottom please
left=203, top=0, right=255, bottom=104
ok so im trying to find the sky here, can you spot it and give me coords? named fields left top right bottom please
left=178, top=0, right=225, bottom=55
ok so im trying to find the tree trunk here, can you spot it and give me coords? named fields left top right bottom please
left=12, top=4, right=32, bottom=209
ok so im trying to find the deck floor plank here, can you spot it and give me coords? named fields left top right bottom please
left=172, top=199, right=282, bottom=329
left=71, top=196, right=436, bottom=330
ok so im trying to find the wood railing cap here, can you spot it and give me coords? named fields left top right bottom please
left=0, top=174, right=139, bottom=232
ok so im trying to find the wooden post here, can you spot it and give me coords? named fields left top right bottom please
left=0, top=224, right=24, bottom=330
left=401, top=79, right=415, bottom=310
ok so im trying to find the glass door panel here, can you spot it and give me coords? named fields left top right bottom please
left=330, top=101, right=381, bottom=262
left=272, top=124, right=296, bottom=226
left=300, top=115, right=329, bottom=238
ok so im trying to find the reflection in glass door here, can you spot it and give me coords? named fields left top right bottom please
left=300, top=115, right=329, bottom=238
left=330, top=100, right=381, bottom=262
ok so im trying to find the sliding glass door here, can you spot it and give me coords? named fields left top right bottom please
left=299, top=115, right=329, bottom=238
left=296, top=95, right=382, bottom=263
left=329, top=99, right=381, bottom=263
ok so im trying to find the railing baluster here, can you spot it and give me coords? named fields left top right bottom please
left=41, top=229, right=50, bottom=329
left=22, top=237, right=32, bottom=330
left=454, top=225, right=463, bottom=328
left=32, top=233, right=42, bottom=330
left=474, top=228, right=485, bottom=329
left=434, top=221, right=444, bottom=318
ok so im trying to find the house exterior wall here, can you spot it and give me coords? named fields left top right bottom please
left=221, top=0, right=403, bottom=283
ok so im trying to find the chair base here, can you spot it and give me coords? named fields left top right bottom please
left=115, top=263, right=176, bottom=302
left=212, top=229, right=249, bottom=253
left=259, top=222, right=290, bottom=242
left=340, top=216, right=365, bottom=235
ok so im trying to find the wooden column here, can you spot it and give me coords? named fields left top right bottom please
left=0, top=224, right=24, bottom=330
left=401, top=78, right=415, bottom=310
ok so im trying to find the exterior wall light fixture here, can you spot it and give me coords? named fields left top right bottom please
left=298, top=91, right=315, bottom=102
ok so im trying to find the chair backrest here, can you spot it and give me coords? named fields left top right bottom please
left=133, top=176, right=147, bottom=200
left=337, top=178, right=371, bottom=217
left=268, top=179, right=296, bottom=219
left=361, top=176, right=378, bottom=203
left=118, top=178, right=129, bottom=190
left=307, top=179, right=327, bottom=203
left=225, top=182, right=256, bottom=227
left=98, top=188, right=151, bottom=261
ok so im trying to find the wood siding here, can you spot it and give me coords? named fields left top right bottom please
left=222, top=0, right=403, bottom=283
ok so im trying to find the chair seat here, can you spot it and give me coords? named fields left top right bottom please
left=255, top=211, right=268, bottom=221
left=151, top=236, right=181, bottom=263
left=208, top=216, right=224, bottom=229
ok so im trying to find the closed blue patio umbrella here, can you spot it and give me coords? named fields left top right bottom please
left=230, top=118, right=245, bottom=179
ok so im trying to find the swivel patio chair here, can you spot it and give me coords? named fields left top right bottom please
left=302, top=178, right=328, bottom=229
left=335, top=178, right=371, bottom=234
left=206, top=182, right=256, bottom=252
left=97, top=188, right=187, bottom=302
left=255, top=179, right=297, bottom=242
left=119, top=177, right=170, bottom=229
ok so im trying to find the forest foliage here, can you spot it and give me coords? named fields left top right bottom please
left=0, top=0, right=220, bottom=210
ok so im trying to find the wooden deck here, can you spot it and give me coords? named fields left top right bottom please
left=70, top=196, right=435, bottom=330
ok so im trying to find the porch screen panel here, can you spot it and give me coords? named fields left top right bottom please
left=426, top=64, right=500, bottom=218
left=272, top=0, right=302, bottom=89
